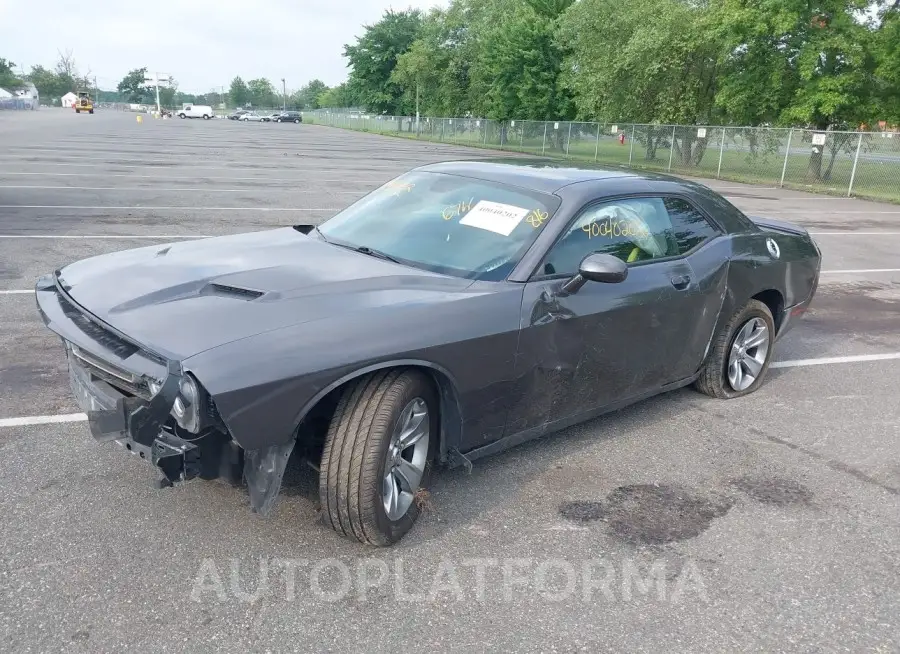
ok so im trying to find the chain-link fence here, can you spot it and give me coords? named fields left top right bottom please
left=304, top=112, right=900, bottom=203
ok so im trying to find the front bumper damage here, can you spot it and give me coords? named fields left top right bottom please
left=35, top=274, right=291, bottom=512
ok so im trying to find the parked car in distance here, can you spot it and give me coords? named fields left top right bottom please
left=275, top=111, right=303, bottom=124
left=227, top=110, right=249, bottom=120
left=240, top=112, right=268, bottom=122
left=178, top=105, right=214, bottom=120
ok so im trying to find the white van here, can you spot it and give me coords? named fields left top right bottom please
left=177, top=104, right=214, bottom=120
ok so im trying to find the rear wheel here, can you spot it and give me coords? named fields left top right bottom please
left=319, top=369, right=436, bottom=546
left=89, top=109, right=94, bottom=114
left=203, top=114, right=210, bottom=120
left=694, top=299, right=775, bottom=399
left=75, top=109, right=80, bottom=114
left=294, top=119, right=300, bottom=124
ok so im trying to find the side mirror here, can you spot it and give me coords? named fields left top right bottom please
left=560, top=253, right=628, bottom=295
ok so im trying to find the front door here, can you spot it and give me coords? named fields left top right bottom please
left=506, top=195, right=724, bottom=435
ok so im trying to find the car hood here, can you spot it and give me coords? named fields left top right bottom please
left=57, top=227, right=472, bottom=360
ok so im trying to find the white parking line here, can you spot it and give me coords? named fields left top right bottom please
left=810, top=232, right=900, bottom=235
left=0, top=290, right=34, bottom=294
left=771, top=353, right=900, bottom=368
left=0, top=234, right=213, bottom=239
left=0, top=185, right=364, bottom=194
left=0, top=205, right=331, bottom=211
left=0, top=171, right=385, bottom=185
left=0, top=151, right=413, bottom=170
left=0, top=160, right=401, bottom=177
left=0, top=413, right=87, bottom=428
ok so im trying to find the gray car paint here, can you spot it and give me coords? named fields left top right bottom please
left=36, top=161, right=821, bottom=499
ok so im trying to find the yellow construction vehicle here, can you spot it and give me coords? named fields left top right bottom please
left=74, top=91, right=94, bottom=114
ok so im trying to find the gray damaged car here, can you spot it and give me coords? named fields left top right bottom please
left=35, top=161, right=821, bottom=546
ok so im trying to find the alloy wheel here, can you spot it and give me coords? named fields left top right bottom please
left=382, top=397, right=429, bottom=521
left=727, top=317, right=770, bottom=391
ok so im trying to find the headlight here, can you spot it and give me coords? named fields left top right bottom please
left=172, top=375, right=201, bottom=433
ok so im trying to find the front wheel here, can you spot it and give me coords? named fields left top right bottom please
left=320, top=369, right=436, bottom=546
left=179, top=113, right=186, bottom=119
left=694, top=299, right=775, bottom=399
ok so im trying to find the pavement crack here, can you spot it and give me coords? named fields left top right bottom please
left=688, top=400, right=900, bottom=497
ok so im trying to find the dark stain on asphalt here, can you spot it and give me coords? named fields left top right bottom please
left=730, top=476, right=814, bottom=506
left=559, top=501, right=605, bottom=522
left=560, top=484, right=733, bottom=544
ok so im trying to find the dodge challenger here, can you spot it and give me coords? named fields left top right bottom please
left=35, top=161, right=821, bottom=546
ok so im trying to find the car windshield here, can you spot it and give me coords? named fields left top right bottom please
left=317, top=171, right=559, bottom=280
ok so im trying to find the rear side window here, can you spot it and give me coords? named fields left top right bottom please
left=663, top=198, right=720, bottom=254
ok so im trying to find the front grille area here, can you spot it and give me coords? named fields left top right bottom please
left=70, top=345, right=153, bottom=400
left=56, top=290, right=139, bottom=359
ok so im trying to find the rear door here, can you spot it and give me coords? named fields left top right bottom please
left=507, top=195, right=725, bottom=433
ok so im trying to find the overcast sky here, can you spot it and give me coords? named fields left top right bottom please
left=1, top=0, right=445, bottom=93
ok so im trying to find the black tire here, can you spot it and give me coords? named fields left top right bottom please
left=75, top=109, right=80, bottom=114
left=319, top=369, right=437, bottom=546
left=276, top=118, right=281, bottom=123
left=89, top=109, right=94, bottom=114
left=294, top=119, right=300, bottom=124
left=203, top=114, right=210, bottom=120
left=179, top=113, right=186, bottom=119
left=694, top=299, right=775, bottom=399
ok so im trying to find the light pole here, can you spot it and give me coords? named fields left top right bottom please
left=281, top=78, right=286, bottom=111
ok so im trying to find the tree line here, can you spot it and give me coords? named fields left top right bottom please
left=113, top=69, right=341, bottom=112
left=337, top=0, right=899, bottom=133
left=0, top=50, right=96, bottom=101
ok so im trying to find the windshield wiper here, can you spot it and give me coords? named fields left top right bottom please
left=328, top=240, right=403, bottom=264
left=352, top=245, right=403, bottom=264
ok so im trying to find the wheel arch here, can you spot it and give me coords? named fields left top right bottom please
left=751, top=288, right=785, bottom=332
left=292, top=359, right=464, bottom=465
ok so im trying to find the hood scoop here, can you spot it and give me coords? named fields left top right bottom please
left=203, top=283, right=265, bottom=300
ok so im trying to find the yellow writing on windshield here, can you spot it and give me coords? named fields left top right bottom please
left=526, top=209, right=548, bottom=228
left=582, top=219, right=650, bottom=239
left=441, top=197, right=475, bottom=221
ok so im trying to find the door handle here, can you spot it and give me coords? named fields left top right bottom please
left=670, top=275, right=691, bottom=290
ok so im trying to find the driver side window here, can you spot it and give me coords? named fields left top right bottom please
left=538, top=197, right=679, bottom=277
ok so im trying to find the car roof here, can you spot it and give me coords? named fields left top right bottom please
left=414, top=160, right=687, bottom=194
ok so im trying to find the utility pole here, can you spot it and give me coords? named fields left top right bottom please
left=94, top=76, right=98, bottom=106
left=281, top=78, right=286, bottom=111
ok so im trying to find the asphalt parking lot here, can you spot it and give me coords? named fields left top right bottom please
left=1, top=110, right=898, bottom=653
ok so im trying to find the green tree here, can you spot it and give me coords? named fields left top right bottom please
left=247, top=78, right=275, bottom=107
left=872, top=1, right=900, bottom=124
left=558, top=0, right=720, bottom=164
left=471, top=0, right=575, bottom=123
left=27, top=65, right=66, bottom=102
left=0, top=58, right=22, bottom=89
left=296, top=79, right=328, bottom=109
left=344, top=9, right=423, bottom=114
left=228, top=76, right=251, bottom=107
left=317, top=82, right=356, bottom=108
left=117, top=67, right=151, bottom=103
